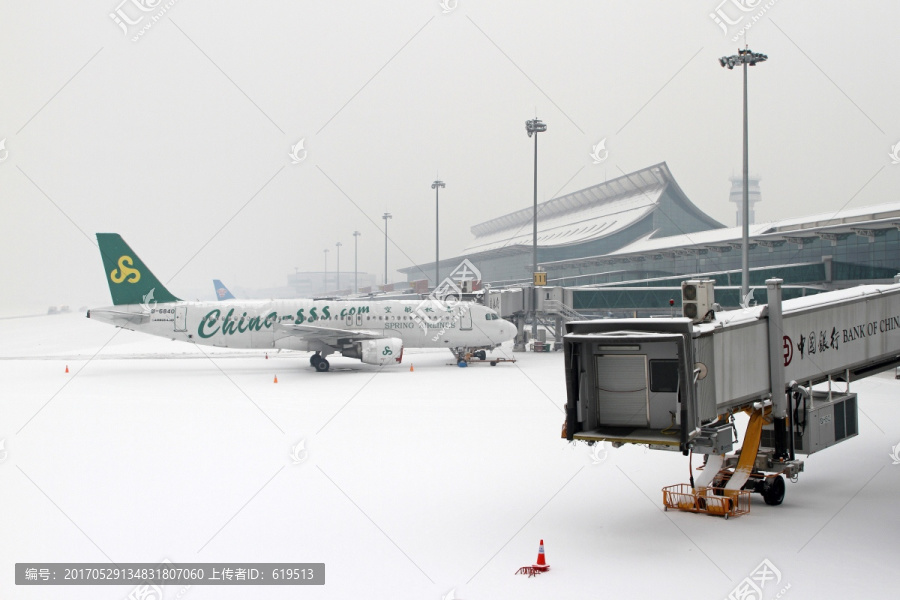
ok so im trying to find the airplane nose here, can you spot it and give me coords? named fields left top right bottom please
left=500, top=319, right=516, bottom=341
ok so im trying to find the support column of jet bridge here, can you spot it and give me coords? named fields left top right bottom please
left=766, top=278, right=790, bottom=462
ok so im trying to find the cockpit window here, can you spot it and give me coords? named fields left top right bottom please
left=485, top=313, right=499, bottom=320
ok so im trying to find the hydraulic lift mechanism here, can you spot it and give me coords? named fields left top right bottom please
left=563, top=278, right=900, bottom=514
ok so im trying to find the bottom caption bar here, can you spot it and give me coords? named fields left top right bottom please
left=16, top=563, right=324, bottom=585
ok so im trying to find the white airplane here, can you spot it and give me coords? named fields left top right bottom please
left=88, top=234, right=516, bottom=371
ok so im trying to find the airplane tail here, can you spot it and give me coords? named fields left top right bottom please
left=213, top=279, right=236, bottom=300
left=97, top=233, right=181, bottom=306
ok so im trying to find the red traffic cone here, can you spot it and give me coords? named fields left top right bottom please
left=516, top=539, right=550, bottom=576
left=533, top=540, right=549, bottom=571
left=265, top=352, right=268, bottom=359
left=65, top=365, right=69, bottom=373
left=273, top=375, right=278, bottom=383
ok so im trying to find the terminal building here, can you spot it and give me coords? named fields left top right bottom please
left=407, top=163, right=723, bottom=286
left=400, top=162, right=900, bottom=316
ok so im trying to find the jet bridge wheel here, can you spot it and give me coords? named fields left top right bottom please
left=762, top=475, right=786, bottom=506
left=314, top=358, right=330, bottom=372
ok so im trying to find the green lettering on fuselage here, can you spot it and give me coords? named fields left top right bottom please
left=222, top=308, right=238, bottom=335
left=198, top=304, right=383, bottom=338
left=199, top=308, right=221, bottom=338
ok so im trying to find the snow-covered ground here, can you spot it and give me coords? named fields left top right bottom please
left=2, top=312, right=899, bottom=599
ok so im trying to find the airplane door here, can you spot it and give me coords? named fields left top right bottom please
left=174, top=306, right=187, bottom=332
left=460, top=308, right=472, bottom=331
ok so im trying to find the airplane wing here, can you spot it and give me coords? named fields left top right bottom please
left=274, top=322, right=386, bottom=345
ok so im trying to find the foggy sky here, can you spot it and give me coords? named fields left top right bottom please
left=2, top=0, right=898, bottom=314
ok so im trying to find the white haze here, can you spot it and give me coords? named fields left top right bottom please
left=1, top=0, right=898, bottom=315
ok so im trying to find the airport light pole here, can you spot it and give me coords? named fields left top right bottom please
left=353, top=230, right=360, bottom=294
left=720, top=46, right=767, bottom=302
left=382, top=212, right=392, bottom=287
left=432, top=179, right=445, bottom=287
left=335, top=242, right=342, bottom=293
left=526, top=117, right=547, bottom=344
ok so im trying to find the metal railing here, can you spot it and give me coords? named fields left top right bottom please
left=542, top=299, right=586, bottom=321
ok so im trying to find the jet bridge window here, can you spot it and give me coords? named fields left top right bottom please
left=649, top=359, right=679, bottom=393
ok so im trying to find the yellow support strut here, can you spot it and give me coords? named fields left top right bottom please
left=724, top=406, right=771, bottom=495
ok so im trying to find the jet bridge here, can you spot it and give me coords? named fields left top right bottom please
left=563, top=278, right=900, bottom=509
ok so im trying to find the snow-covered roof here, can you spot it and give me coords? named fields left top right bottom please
left=464, top=162, right=718, bottom=255
left=605, top=224, right=772, bottom=257
left=764, top=201, right=900, bottom=233
left=464, top=185, right=663, bottom=254
left=541, top=201, right=900, bottom=268
left=699, top=283, right=900, bottom=331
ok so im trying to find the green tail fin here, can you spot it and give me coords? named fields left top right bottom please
left=97, top=233, right=181, bottom=306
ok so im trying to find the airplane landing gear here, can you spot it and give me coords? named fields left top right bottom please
left=310, top=353, right=330, bottom=372
left=450, top=347, right=513, bottom=367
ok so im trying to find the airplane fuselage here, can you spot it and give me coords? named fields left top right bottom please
left=89, top=298, right=514, bottom=355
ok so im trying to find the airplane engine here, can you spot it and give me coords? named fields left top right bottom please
left=341, top=338, right=404, bottom=366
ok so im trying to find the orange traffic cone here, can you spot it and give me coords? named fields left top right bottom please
left=409, top=364, right=414, bottom=372
left=533, top=540, right=549, bottom=571
left=273, top=375, right=278, bottom=383
left=516, top=539, right=550, bottom=576
left=65, top=365, right=69, bottom=373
